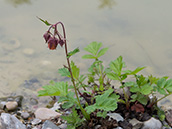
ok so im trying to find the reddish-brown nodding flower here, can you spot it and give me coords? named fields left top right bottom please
left=47, top=37, right=59, bottom=50
left=59, top=39, right=65, bottom=47
left=43, top=31, right=51, bottom=43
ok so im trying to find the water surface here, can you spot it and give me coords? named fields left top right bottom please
left=0, top=0, right=172, bottom=104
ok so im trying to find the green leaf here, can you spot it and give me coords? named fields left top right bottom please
left=82, top=54, right=96, bottom=59
left=71, top=61, right=80, bottom=80
left=38, top=81, right=68, bottom=97
left=129, top=67, right=146, bottom=75
left=157, top=78, right=166, bottom=88
left=140, top=84, right=153, bottom=95
left=165, top=79, right=172, bottom=92
left=97, top=47, right=108, bottom=58
left=85, top=89, right=119, bottom=113
left=84, top=42, right=102, bottom=56
left=106, top=72, right=119, bottom=80
left=97, top=111, right=107, bottom=118
left=67, top=48, right=80, bottom=58
left=61, top=108, right=84, bottom=129
left=37, top=16, right=51, bottom=26
left=109, top=56, right=124, bottom=76
left=58, top=68, right=71, bottom=78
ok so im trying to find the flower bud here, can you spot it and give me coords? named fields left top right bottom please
left=43, top=31, right=51, bottom=43
left=59, top=39, right=65, bottom=47
left=47, top=37, right=58, bottom=50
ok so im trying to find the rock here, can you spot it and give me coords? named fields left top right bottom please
left=22, top=48, right=34, bottom=56
left=129, top=118, right=143, bottom=129
left=119, top=120, right=132, bottom=129
left=1, top=113, right=27, bottom=129
left=0, top=117, right=7, bottom=129
left=51, top=102, right=61, bottom=111
left=165, top=109, right=172, bottom=127
left=0, top=101, right=6, bottom=110
left=6, top=101, right=18, bottom=111
left=42, top=120, right=60, bottom=129
left=34, top=107, right=61, bottom=120
left=142, top=117, right=162, bottom=129
left=95, top=125, right=101, bottom=129
left=58, top=123, right=67, bottom=129
left=107, top=113, right=124, bottom=122
left=31, top=118, right=42, bottom=125
left=21, top=111, right=30, bottom=120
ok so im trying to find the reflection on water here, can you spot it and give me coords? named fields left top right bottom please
left=5, top=0, right=31, bottom=7
left=99, top=0, right=116, bottom=8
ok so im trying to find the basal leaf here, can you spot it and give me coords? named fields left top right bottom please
left=106, top=72, right=119, bottom=80
left=157, top=78, right=166, bottom=88
left=67, top=47, right=80, bottom=58
left=58, top=68, right=71, bottom=77
left=140, top=84, right=153, bottom=95
left=84, top=42, right=102, bottom=56
left=82, top=54, right=96, bottom=59
left=38, top=81, right=68, bottom=97
left=97, top=47, right=108, bottom=58
left=85, top=89, right=119, bottom=113
left=109, top=56, right=123, bottom=76
left=164, top=79, right=172, bottom=92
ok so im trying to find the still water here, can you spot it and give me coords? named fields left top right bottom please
left=0, top=0, right=172, bottom=101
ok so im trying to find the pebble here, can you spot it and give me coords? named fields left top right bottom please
left=51, top=102, right=61, bottom=111
left=21, top=111, right=30, bottom=120
left=1, top=113, right=27, bottom=129
left=142, top=117, right=162, bottom=129
left=31, top=118, right=42, bottom=125
left=165, top=109, right=172, bottom=126
left=107, top=113, right=124, bottom=122
left=129, top=118, right=143, bottom=129
left=2, top=39, right=21, bottom=51
left=6, top=101, right=18, bottom=111
left=34, top=107, right=61, bottom=120
left=22, top=48, right=35, bottom=56
left=58, top=123, right=67, bottom=129
left=42, top=120, right=60, bottom=129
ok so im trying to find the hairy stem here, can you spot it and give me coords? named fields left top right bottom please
left=58, top=22, right=90, bottom=121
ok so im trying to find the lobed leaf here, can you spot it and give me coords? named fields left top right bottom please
left=67, top=47, right=80, bottom=58
left=58, top=68, right=71, bottom=78
left=97, top=47, right=108, bottom=58
left=38, top=81, right=68, bottom=97
left=82, top=54, right=96, bottom=59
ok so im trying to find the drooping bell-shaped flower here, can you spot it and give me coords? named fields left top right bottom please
left=47, top=37, right=59, bottom=50
left=59, top=39, right=65, bottom=47
left=43, top=31, right=51, bottom=43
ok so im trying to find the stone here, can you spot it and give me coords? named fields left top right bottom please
left=58, top=124, right=67, bottom=129
left=22, top=48, right=34, bottom=55
left=142, top=117, right=162, bottom=129
left=6, top=101, right=18, bottom=111
left=107, top=113, right=124, bottom=122
left=129, top=118, right=143, bottom=129
left=165, top=109, right=172, bottom=126
left=42, top=120, right=60, bottom=129
left=21, top=111, right=30, bottom=120
left=1, top=113, right=27, bottom=129
left=31, top=118, right=42, bottom=125
left=51, top=102, right=61, bottom=111
left=34, top=107, right=61, bottom=120
left=0, top=117, right=7, bottom=129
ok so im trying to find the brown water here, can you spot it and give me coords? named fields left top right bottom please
left=0, top=0, right=172, bottom=103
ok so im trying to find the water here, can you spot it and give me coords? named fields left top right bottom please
left=0, top=0, right=172, bottom=102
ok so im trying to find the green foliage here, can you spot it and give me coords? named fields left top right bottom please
left=67, top=48, right=80, bottom=58
left=85, top=89, right=119, bottom=114
left=71, top=61, right=80, bottom=80
left=97, top=111, right=107, bottom=118
left=37, top=16, right=51, bottom=26
left=61, top=108, right=84, bottom=129
left=82, top=42, right=108, bottom=60
left=38, top=81, right=68, bottom=97
left=58, top=68, right=71, bottom=78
